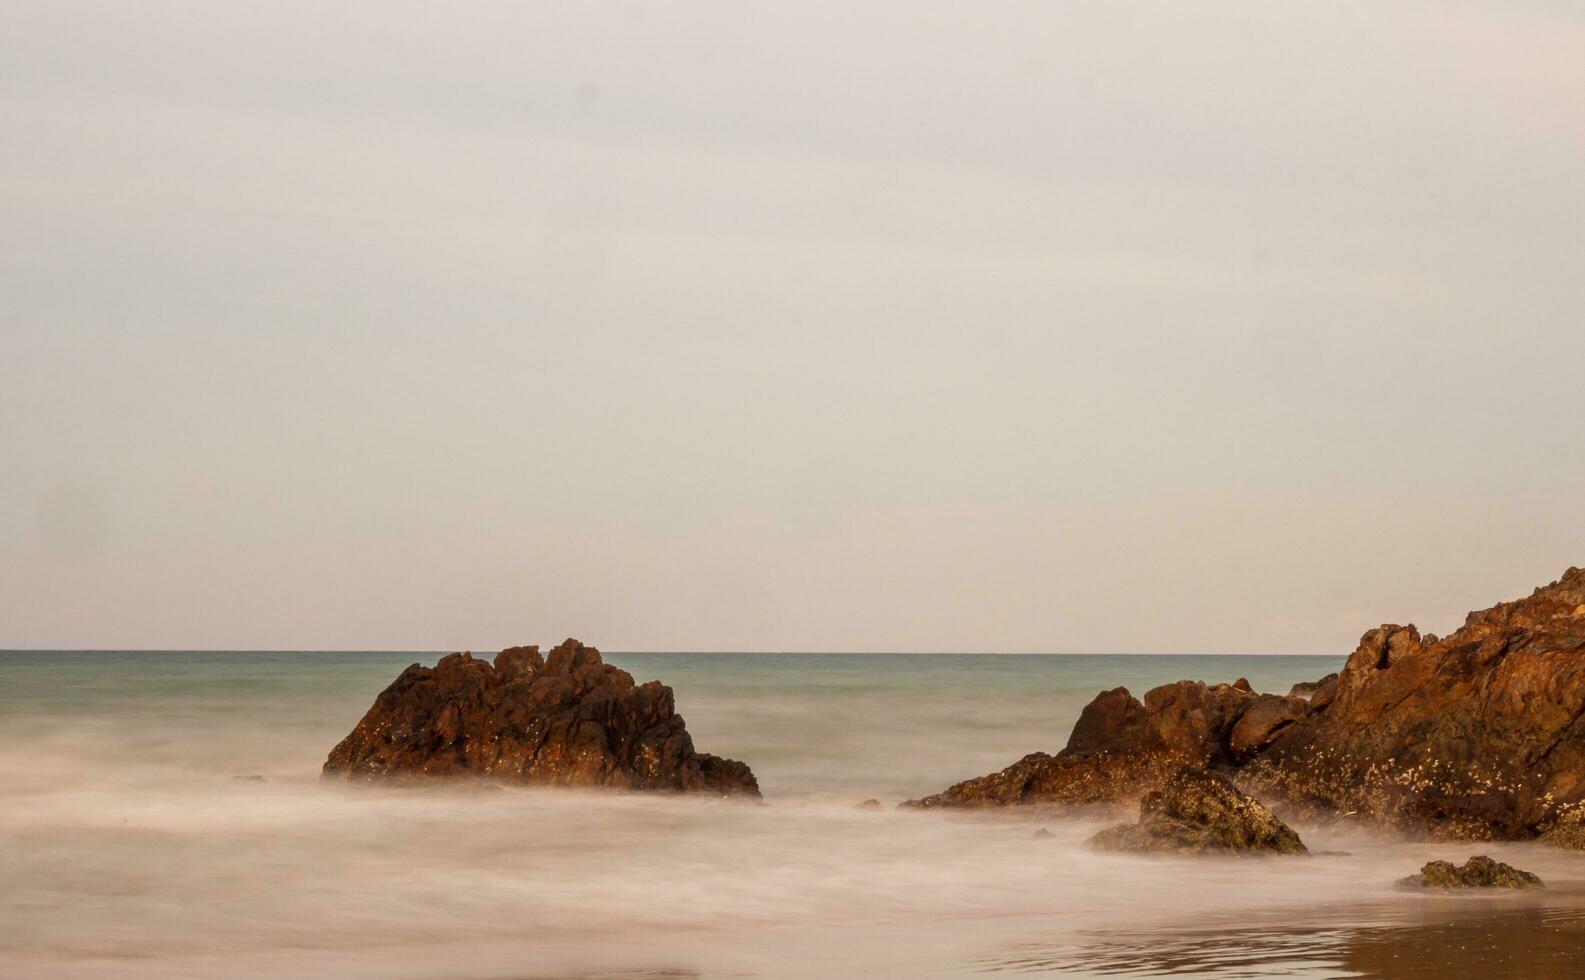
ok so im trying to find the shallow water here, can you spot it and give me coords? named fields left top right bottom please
left=3, top=651, right=1582, bottom=978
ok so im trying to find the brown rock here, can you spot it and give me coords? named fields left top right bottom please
left=1540, top=810, right=1585, bottom=849
left=902, top=679, right=1305, bottom=809
left=1143, top=680, right=1259, bottom=761
left=1086, top=767, right=1307, bottom=855
left=322, top=638, right=759, bottom=797
left=1246, top=566, right=1585, bottom=838
left=1228, top=694, right=1311, bottom=763
left=1396, top=855, right=1543, bottom=889
left=908, top=566, right=1585, bottom=841
left=1287, top=673, right=1338, bottom=700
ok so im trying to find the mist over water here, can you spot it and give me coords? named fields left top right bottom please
left=5, top=652, right=1585, bottom=978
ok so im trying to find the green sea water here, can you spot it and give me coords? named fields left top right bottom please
left=0, top=650, right=1338, bottom=800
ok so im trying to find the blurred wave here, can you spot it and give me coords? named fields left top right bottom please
left=4, top=651, right=1582, bottom=978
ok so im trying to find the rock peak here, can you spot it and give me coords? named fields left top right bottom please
left=323, top=640, right=757, bottom=797
left=544, top=637, right=603, bottom=673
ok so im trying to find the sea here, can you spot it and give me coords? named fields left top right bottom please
left=3, top=651, right=1583, bottom=979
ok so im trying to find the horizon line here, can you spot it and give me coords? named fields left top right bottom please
left=0, top=647, right=1342, bottom=657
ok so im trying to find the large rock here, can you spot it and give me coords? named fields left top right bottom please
left=1245, top=566, right=1585, bottom=838
left=904, top=680, right=1310, bottom=809
left=323, top=639, right=759, bottom=797
left=908, top=566, right=1585, bottom=841
left=1087, top=766, right=1308, bottom=855
left=1287, top=673, right=1338, bottom=701
left=1396, top=855, right=1543, bottom=889
left=1227, top=694, right=1311, bottom=763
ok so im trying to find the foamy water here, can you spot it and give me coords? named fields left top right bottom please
left=4, top=652, right=1584, bottom=978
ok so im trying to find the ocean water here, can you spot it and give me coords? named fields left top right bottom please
left=3, top=651, right=1583, bottom=979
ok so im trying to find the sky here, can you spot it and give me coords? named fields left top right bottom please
left=2, top=1, right=1582, bottom=653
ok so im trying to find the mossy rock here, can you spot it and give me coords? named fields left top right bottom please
left=1397, top=855, right=1543, bottom=890
left=1086, top=766, right=1307, bottom=855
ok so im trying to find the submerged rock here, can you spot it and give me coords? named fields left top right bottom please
left=1086, top=767, right=1307, bottom=855
left=1396, top=856, right=1543, bottom=890
left=322, top=639, right=759, bottom=797
left=909, top=566, right=1585, bottom=841
left=854, top=798, right=883, bottom=810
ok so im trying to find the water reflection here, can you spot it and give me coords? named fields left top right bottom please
left=988, top=898, right=1585, bottom=978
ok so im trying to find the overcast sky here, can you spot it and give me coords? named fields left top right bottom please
left=2, top=1, right=1582, bottom=652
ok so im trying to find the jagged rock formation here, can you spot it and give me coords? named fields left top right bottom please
left=908, top=567, right=1585, bottom=840
left=1396, top=855, right=1543, bottom=889
left=1246, top=566, right=1585, bottom=838
left=323, top=639, right=759, bottom=797
left=1087, top=767, right=1307, bottom=855
left=903, top=680, right=1310, bottom=810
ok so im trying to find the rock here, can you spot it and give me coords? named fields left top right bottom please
left=1396, top=855, right=1543, bottom=889
left=1246, top=566, right=1585, bottom=838
left=1086, top=767, right=1308, bottom=855
left=1032, top=828, right=1055, bottom=838
left=909, top=566, right=1585, bottom=841
left=900, top=749, right=1169, bottom=811
left=1227, top=694, right=1311, bottom=763
left=1287, top=674, right=1338, bottom=700
left=1540, top=810, right=1585, bottom=850
left=854, top=798, right=883, bottom=810
left=902, top=680, right=1309, bottom=809
left=322, top=638, right=759, bottom=797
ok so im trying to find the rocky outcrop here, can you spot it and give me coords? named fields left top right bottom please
left=1396, top=856, right=1543, bottom=889
left=1287, top=674, right=1338, bottom=700
left=1245, top=566, right=1585, bottom=838
left=1087, top=767, right=1307, bottom=855
left=904, top=680, right=1311, bottom=810
left=323, top=639, right=759, bottom=797
left=909, top=566, right=1585, bottom=841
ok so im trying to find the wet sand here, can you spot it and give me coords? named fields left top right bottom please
left=991, top=888, right=1585, bottom=978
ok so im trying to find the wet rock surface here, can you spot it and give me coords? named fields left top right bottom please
left=1086, top=767, right=1308, bottom=855
left=908, top=566, right=1585, bottom=840
left=1539, top=811, right=1585, bottom=850
left=1396, top=855, right=1543, bottom=890
left=323, top=638, right=759, bottom=797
